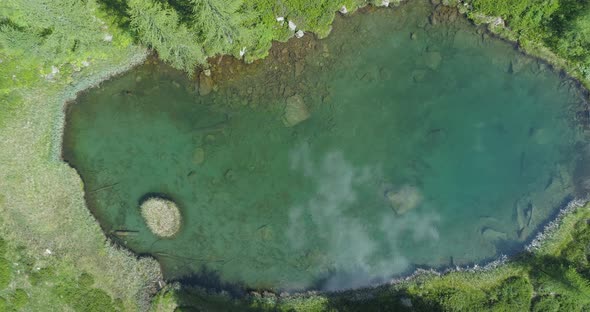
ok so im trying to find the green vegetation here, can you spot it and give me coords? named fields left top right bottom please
left=468, top=0, right=590, bottom=86
left=1, top=0, right=590, bottom=311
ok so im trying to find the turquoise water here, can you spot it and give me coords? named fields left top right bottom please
left=64, top=2, right=589, bottom=290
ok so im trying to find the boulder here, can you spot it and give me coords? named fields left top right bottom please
left=282, top=94, right=310, bottom=127
left=418, top=51, right=442, bottom=70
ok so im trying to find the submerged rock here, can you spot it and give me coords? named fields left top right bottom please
left=386, top=185, right=422, bottom=215
left=481, top=227, right=508, bottom=241
left=199, top=72, right=214, bottom=96
left=423, top=51, right=442, bottom=70
left=193, top=147, right=205, bottom=164
left=282, top=94, right=310, bottom=127
left=430, top=6, right=459, bottom=25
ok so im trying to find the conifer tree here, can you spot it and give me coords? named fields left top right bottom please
left=190, top=0, right=247, bottom=56
left=0, top=0, right=106, bottom=62
left=128, top=0, right=205, bottom=73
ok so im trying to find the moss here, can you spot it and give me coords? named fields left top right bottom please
left=0, top=258, right=11, bottom=290
left=79, top=273, right=95, bottom=288
left=9, top=289, right=29, bottom=310
left=54, top=280, right=116, bottom=312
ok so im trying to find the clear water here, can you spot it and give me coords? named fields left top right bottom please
left=64, top=1, right=589, bottom=291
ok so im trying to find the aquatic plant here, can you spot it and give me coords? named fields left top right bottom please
left=140, top=197, right=182, bottom=238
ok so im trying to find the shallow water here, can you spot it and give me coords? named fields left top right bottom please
left=64, top=1, right=589, bottom=290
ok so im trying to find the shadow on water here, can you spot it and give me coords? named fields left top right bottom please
left=171, top=266, right=248, bottom=297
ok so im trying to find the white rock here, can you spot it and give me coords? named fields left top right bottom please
left=288, top=20, right=297, bottom=31
left=51, top=66, right=59, bottom=74
left=239, top=47, right=246, bottom=57
left=492, top=17, right=505, bottom=27
left=44, top=249, right=52, bottom=256
left=382, top=0, right=390, bottom=6
left=339, top=6, right=348, bottom=14
left=81, top=61, right=90, bottom=67
left=103, top=34, right=113, bottom=42
left=295, top=30, right=304, bottom=38
left=276, top=16, right=284, bottom=22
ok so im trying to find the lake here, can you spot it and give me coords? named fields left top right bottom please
left=63, top=0, right=589, bottom=291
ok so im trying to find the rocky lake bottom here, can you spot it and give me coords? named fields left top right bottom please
left=63, top=1, right=590, bottom=291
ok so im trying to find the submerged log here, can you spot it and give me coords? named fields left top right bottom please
left=111, top=229, right=139, bottom=237
left=88, top=182, right=119, bottom=194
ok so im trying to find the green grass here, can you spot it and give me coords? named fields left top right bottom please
left=0, top=7, right=161, bottom=309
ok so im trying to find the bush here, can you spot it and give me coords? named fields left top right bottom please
left=487, top=276, right=533, bottom=311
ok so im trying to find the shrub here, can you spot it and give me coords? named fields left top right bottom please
left=487, top=276, right=533, bottom=311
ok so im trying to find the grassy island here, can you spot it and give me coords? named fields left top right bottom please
left=140, top=197, right=182, bottom=238
left=1, top=0, right=590, bottom=311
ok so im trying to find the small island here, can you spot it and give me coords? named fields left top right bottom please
left=140, top=197, right=181, bottom=238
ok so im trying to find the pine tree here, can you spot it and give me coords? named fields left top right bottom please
left=190, top=0, right=247, bottom=56
left=128, top=0, right=205, bottom=73
left=0, top=0, right=106, bottom=62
